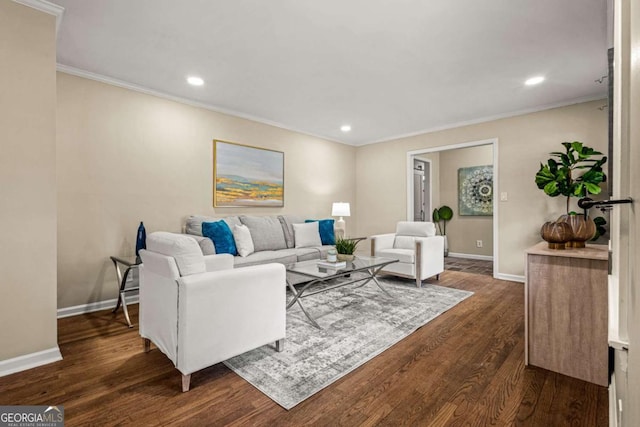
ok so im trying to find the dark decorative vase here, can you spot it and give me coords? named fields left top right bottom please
left=557, top=214, right=596, bottom=248
left=540, top=221, right=572, bottom=249
left=135, top=221, right=146, bottom=262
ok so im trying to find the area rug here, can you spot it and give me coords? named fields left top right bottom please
left=223, top=274, right=473, bottom=409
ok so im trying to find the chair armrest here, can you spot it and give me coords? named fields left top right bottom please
left=203, top=253, right=234, bottom=272
left=370, top=233, right=396, bottom=255
left=176, top=263, right=286, bottom=374
left=415, top=236, right=444, bottom=279
left=180, top=233, right=216, bottom=255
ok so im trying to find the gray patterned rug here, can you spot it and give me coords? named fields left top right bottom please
left=223, top=274, right=473, bottom=409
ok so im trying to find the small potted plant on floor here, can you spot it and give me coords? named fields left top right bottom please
left=432, top=205, right=453, bottom=256
left=335, top=236, right=359, bottom=261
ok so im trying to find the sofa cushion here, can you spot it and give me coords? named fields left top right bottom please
left=294, top=222, right=322, bottom=248
left=233, top=250, right=297, bottom=267
left=305, top=219, right=336, bottom=245
left=185, top=215, right=241, bottom=236
left=240, top=215, right=287, bottom=252
left=202, top=221, right=238, bottom=256
left=146, top=232, right=205, bottom=276
left=232, top=224, right=255, bottom=257
left=293, top=247, right=322, bottom=262
left=278, top=215, right=305, bottom=248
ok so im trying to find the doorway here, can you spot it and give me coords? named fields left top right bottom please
left=406, top=138, right=498, bottom=278
left=412, top=158, right=431, bottom=221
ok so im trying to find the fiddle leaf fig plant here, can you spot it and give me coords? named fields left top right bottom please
left=432, top=205, right=453, bottom=236
left=534, top=141, right=607, bottom=213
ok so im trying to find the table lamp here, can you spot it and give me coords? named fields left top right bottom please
left=332, top=202, right=350, bottom=238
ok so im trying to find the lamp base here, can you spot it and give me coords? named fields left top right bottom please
left=335, top=217, right=346, bottom=239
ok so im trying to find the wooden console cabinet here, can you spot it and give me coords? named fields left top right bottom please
left=525, top=242, right=608, bottom=386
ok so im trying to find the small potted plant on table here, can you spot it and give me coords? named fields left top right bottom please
left=335, top=237, right=360, bottom=261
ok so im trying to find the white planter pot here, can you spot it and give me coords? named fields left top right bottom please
left=443, top=235, right=449, bottom=257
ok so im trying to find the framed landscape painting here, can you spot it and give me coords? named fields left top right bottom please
left=213, top=140, right=284, bottom=207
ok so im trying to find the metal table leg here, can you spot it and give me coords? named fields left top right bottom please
left=286, top=263, right=395, bottom=329
left=287, top=279, right=322, bottom=329
left=111, top=258, right=138, bottom=328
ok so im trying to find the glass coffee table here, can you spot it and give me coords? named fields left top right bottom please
left=285, top=255, right=398, bottom=328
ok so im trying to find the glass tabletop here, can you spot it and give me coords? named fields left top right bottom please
left=285, top=255, right=397, bottom=279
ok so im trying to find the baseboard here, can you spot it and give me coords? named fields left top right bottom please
left=0, top=347, right=62, bottom=377
left=448, top=252, right=494, bottom=261
left=494, top=273, right=525, bottom=283
left=57, top=295, right=139, bottom=319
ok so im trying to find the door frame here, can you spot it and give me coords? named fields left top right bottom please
left=406, top=138, right=499, bottom=277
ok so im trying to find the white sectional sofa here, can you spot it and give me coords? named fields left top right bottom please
left=183, top=214, right=335, bottom=267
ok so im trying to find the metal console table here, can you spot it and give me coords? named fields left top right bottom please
left=110, top=255, right=141, bottom=328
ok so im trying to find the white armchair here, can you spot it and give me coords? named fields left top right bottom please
left=370, top=221, right=444, bottom=288
left=139, top=232, right=286, bottom=392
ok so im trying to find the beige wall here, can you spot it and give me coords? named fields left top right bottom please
left=356, top=100, right=607, bottom=277
left=439, top=145, right=493, bottom=257
left=0, top=2, right=58, bottom=360
left=56, top=73, right=356, bottom=309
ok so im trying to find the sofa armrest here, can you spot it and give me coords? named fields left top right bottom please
left=370, top=233, right=396, bottom=255
left=203, top=254, right=234, bottom=272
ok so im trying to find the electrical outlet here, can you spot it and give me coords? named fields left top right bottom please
left=476, top=240, right=483, bottom=248
left=500, top=192, right=508, bottom=201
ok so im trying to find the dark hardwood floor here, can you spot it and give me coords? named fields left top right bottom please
left=444, top=257, right=493, bottom=276
left=0, top=271, right=608, bottom=426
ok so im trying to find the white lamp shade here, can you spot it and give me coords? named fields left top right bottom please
left=332, top=202, right=350, bottom=217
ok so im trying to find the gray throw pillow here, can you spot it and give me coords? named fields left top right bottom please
left=278, top=215, right=305, bottom=248
left=239, top=215, right=287, bottom=252
left=185, top=215, right=240, bottom=236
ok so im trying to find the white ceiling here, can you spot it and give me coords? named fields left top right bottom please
left=52, top=0, right=608, bottom=146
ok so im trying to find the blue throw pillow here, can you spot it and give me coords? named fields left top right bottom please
left=305, top=219, right=335, bottom=245
left=202, top=220, right=238, bottom=256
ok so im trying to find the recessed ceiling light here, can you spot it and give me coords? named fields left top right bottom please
left=340, top=125, right=351, bottom=132
left=525, top=76, right=545, bottom=86
left=187, top=76, right=204, bottom=86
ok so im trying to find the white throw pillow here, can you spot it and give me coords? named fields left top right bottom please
left=293, top=222, right=322, bottom=248
left=232, top=224, right=255, bottom=257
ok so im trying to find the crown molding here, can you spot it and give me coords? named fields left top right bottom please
left=56, top=64, right=605, bottom=149
left=56, top=64, right=346, bottom=146
left=360, top=93, right=607, bottom=146
left=13, top=0, right=64, bottom=37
